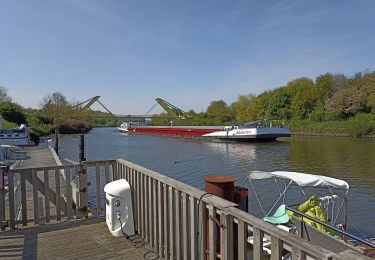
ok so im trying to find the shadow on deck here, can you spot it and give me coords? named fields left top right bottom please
left=0, top=218, right=158, bottom=260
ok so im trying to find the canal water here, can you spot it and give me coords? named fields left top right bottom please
left=58, top=127, right=375, bottom=239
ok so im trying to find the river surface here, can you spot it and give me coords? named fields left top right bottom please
left=58, top=127, right=375, bottom=238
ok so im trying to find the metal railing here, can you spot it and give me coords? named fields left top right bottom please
left=286, top=206, right=375, bottom=249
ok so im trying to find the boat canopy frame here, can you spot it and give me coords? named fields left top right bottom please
left=247, top=170, right=349, bottom=229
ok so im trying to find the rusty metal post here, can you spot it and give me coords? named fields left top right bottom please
left=204, top=175, right=236, bottom=260
left=234, top=186, right=249, bottom=212
left=204, top=175, right=236, bottom=202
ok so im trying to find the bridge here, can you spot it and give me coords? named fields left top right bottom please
left=75, top=96, right=193, bottom=121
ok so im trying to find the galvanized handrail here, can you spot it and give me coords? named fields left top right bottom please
left=286, top=206, right=375, bottom=249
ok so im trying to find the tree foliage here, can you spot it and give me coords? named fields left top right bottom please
left=0, top=86, right=12, bottom=102
left=0, top=102, right=26, bottom=124
left=206, top=100, right=231, bottom=125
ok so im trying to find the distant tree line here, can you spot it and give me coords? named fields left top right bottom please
left=152, top=71, right=375, bottom=137
left=1, top=70, right=374, bottom=138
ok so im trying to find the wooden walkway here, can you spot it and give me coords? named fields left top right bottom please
left=6, top=148, right=67, bottom=226
left=17, top=147, right=60, bottom=169
left=0, top=218, right=159, bottom=260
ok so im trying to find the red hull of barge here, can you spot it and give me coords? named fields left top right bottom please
left=128, top=127, right=217, bottom=137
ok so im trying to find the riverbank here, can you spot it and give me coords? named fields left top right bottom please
left=285, top=114, right=375, bottom=138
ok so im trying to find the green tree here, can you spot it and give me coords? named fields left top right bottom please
left=325, top=86, right=366, bottom=117
left=40, top=92, right=91, bottom=133
left=331, top=73, right=350, bottom=93
left=267, top=89, right=291, bottom=119
left=0, top=102, right=26, bottom=124
left=351, top=71, right=375, bottom=113
left=206, top=100, right=231, bottom=125
left=0, top=86, right=12, bottom=102
left=291, top=88, right=315, bottom=119
left=233, top=94, right=255, bottom=123
left=314, top=74, right=334, bottom=106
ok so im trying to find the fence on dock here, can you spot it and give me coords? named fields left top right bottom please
left=0, top=159, right=366, bottom=259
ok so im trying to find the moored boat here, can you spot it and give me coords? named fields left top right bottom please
left=247, top=170, right=375, bottom=257
left=118, top=119, right=291, bottom=142
left=0, top=116, right=31, bottom=147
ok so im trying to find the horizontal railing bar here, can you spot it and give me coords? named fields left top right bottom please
left=10, top=165, right=71, bottom=172
left=83, top=160, right=116, bottom=167
left=116, top=159, right=237, bottom=209
left=286, top=206, right=375, bottom=249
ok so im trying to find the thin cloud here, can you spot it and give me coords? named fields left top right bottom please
left=55, top=0, right=124, bottom=24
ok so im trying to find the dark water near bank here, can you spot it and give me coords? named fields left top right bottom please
left=58, top=127, right=375, bottom=238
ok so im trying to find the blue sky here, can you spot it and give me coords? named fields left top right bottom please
left=1, top=0, right=374, bottom=114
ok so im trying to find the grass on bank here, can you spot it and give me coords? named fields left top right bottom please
left=286, top=113, right=375, bottom=138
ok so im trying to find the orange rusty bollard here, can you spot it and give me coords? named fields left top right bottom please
left=204, top=175, right=236, bottom=260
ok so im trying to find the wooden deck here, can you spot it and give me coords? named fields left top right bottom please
left=17, top=147, right=60, bottom=169
left=0, top=218, right=159, bottom=260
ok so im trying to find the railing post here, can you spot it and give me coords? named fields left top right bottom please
left=8, top=171, right=15, bottom=229
left=54, top=128, right=59, bottom=154
left=0, top=166, right=7, bottom=230
left=77, top=134, right=88, bottom=218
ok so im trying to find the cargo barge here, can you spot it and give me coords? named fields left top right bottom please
left=118, top=119, right=291, bottom=142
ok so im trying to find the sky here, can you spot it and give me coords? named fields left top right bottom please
left=1, top=0, right=375, bottom=114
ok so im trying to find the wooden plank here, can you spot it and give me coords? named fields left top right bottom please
left=65, top=166, right=73, bottom=220
left=131, top=168, right=137, bottom=231
left=144, top=175, right=149, bottom=242
left=55, top=168, right=61, bottom=221
left=23, top=171, right=67, bottom=215
left=175, top=189, right=181, bottom=260
left=199, top=201, right=207, bottom=260
left=253, top=226, right=263, bottom=260
left=95, top=163, right=101, bottom=213
left=8, top=172, right=15, bottom=229
left=168, top=186, right=175, bottom=260
left=223, top=206, right=335, bottom=259
left=83, top=164, right=88, bottom=218
left=0, top=167, right=5, bottom=230
left=238, top=219, right=247, bottom=260
left=182, top=193, right=189, bottom=260
left=292, top=246, right=306, bottom=260
left=208, top=205, right=217, bottom=260
left=32, top=169, right=39, bottom=225
left=271, top=236, right=282, bottom=260
left=163, top=184, right=169, bottom=259
left=125, top=165, right=129, bottom=180
left=221, top=212, right=233, bottom=260
left=140, top=172, right=144, bottom=236
left=104, top=162, right=109, bottom=185
left=20, top=172, right=27, bottom=226
left=190, top=196, right=197, bottom=260
left=136, top=170, right=141, bottom=235
left=158, top=180, right=164, bottom=257
left=148, top=176, right=153, bottom=245
left=153, top=178, right=158, bottom=250
left=44, top=169, right=50, bottom=223
left=0, top=218, right=159, bottom=259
